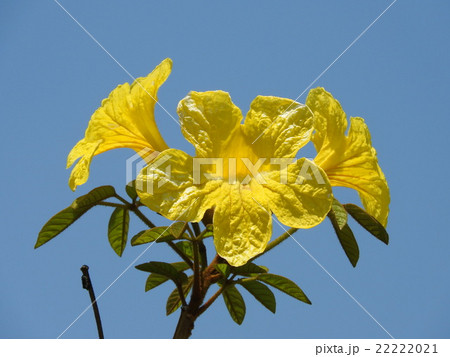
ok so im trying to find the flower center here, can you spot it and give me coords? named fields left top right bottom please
left=221, top=127, right=267, bottom=182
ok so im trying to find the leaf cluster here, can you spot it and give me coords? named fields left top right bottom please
left=35, top=183, right=390, bottom=333
left=328, top=198, right=389, bottom=267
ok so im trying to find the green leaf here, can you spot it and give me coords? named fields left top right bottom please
left=130, top=227, right=172, bottom=246
left=222, top=284, right=246, bottom=325
left=71, top=186, right=117, bottom=209
left=145, top=262, right=191, bottom=292
left=257, top=273, right=311, bottom=304
left=125, top=181, right=138, bottom=201
left=166, top=276, right=193, bottom=315
left=108, top=207, right=130, bottom=257
left=130, top=227, right=171, bottom=246
left=231, top=262, right=268, bottom=276
left=215, top=263, right=230, bottom=278
left=35, top=186, right=117, bottom=249
left=331, top=198, right=348, bottom=229
left=328, top=210, right=359, bottom=267
left=169, top=221, right=187, bottom=239
left=145, top=274, right=169, bottom=292
left=135, top=261, right=188, bottom=285
left=199, top=224, right=214, bottom=239
left=130, top=230, right=146, bottom=244
left=36, top=207, right=83, bottom=249
left=131, top=226, right=188, bottom=246
left=344, top=204, right=389, bottom=244
left=170, top=261, right=191, bottom=272
left=239, top=280, right=276, bottom=313
left=175, top=241, right=194, bottom=260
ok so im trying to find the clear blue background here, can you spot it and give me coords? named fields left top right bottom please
left=1, top=0, right=449, bottom=339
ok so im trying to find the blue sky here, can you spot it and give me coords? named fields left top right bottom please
left=1, top=0, right=449, bottom=339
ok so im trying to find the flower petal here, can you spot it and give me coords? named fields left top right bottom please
left=177, top=91, right=243, bottom=157
left=67, top=140, right=100, bottom=191
left=243, top=96, right=314, bottom=158
left=307, top=88, right=390, bottom=226
left=254, top=158, right=332, bottom=228
left=214, top=182, right=272, bottom=267
left=67, top=58, right=172, bottom=190
left=306, top=87, right=348, bottom=152
left=136, top=149, right=223, bottom=222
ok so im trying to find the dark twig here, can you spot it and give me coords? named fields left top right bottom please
left=80, top=265, right=104, bottom=339
left=191, top=222, right=201, bottom=237
left=191, top=240, right=201, bottom=301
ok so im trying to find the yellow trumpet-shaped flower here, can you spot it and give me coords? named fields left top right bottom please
left=137, top=91, right=333, bottom=266
left=67, top=58, right=172, bottom=191
left=306, top=88, right=390, bottom=227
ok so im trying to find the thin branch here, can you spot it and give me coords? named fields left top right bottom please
left=196, top=225, right=213, bottom=240
left=114, top=194, right=156, bottom=228
left=265, top=227, right=298, bottom=253
left=115, top=194, right=194, bottom=268
left=197, top=284, right=225, bottom=316
left=185, top=224, right=196, bottom=240
left=130, top=207, right=156, bottom=228
left=114, top=194, right=130, bottom=206
left=251, top=227, right=299, bottom=262
left=191, top=222, right=201, bottom=237
left=80, top=265, right=104, bottom=339
left=167, top=241, right=194, bottom=269
left=198, top=241, right=207, bottom=272
left=191, top=240, right=201, bottom=302
left=98, top=202, right=125, bottom=208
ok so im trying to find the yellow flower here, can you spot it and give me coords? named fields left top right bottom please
left=136, top=91, right=332, bottom=266
left=306, top=88, right=390, bottom=227
left=67, top=58, right=172, bottom=191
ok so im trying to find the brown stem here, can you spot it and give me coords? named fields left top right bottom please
left=173, top=225, right=298, bottom=338
left=191, top=240, right=201, bottom=302
left=173, top=307, right=196, bottom=339
left=172, top=255, right=225, bottom=338
left=197, top=284, right=225, bottom=316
